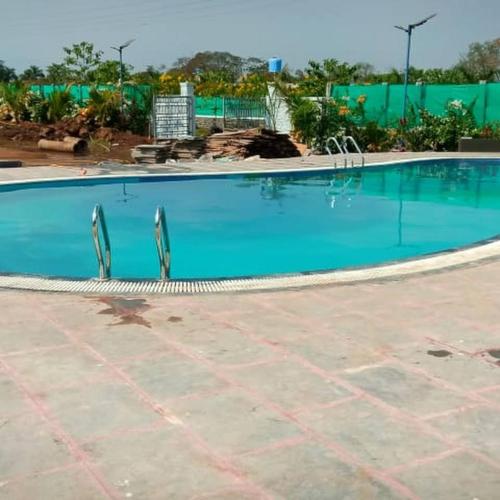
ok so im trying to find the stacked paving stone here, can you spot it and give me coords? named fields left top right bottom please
left=132, top=129, right=300, bottom=163
left=205, top=129, right=300, bottom=159
left=131, top=144, right=171, bottom=164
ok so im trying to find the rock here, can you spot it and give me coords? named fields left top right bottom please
left=40, top=126, right=56, bottom=139
left=78, top=127, right=90, bottom=138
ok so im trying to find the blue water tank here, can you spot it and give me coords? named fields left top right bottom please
left=268, top=57, right=283, bottom=73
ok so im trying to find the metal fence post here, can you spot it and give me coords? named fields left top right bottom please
left=383, top=82, right=390, bottom=127
left=480, top=81, right=488, bottom=126
left=222, top=97, right=226, bottom=129
left=417, top=81, right=425, bottom=123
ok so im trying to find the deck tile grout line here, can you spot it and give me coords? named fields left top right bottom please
left=0, top=357, right=121, bottom=499
left=29, top=297, right=276, bottom=500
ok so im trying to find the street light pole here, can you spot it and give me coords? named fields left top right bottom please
left=395, top=14, right=436, bottom=123
left=111, top=39, right=135, bottom=115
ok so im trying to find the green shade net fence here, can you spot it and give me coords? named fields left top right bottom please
left=29, top=84, right=151, bottom=106
left=29, top=86, right=263, bottom=119
left=331, top=83, right=500, bottom=126
left=26, top=83, right=500, bottom=126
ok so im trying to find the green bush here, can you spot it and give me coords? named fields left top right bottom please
left=25, top=93, right=49, bottom=123
left=287, top=96, right=362, bottom=151
left=46, top=88, right=75, bottom=123
left=403, top=100, right=477, bottom=151
left=0, top=83, right=30, bottom=121
left=355, top=121, right=393, bottom=152
left=87, top=88, right=121, bottom=127
left=125, top=86, right=153, bottom=135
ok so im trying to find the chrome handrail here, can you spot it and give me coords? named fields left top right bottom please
left=92, top=204, right=111, bottom=280
left=155, top=206, right=171, bottom=280
left=325, top=136, right=346, bottom=156
left=343, top=136, right=365, bottom=166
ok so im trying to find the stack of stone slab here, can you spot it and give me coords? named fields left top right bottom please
left=131, top=144, right=171, bottom=164
left=205, top=129, right=300, bottom=159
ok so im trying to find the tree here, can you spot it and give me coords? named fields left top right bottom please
left=92, top=60, right=133, bottom=84
left=355, top=63, right=375, bottom=81
left=297, top=59, right=361, bottom=95
left=132, top=65, right=165, bottom=84
left=243, top=57, right=268, bottom=75
left=20, top=65, right=45, bottom=82
left=456, top=38, right=500, bottom=81
left=46, top=63, right=73, bottom=83
left=0, top=61, right=17, bottom=82
left=173, top=51, right=242, bottom=81
left=62, top=41, right=103, bottom=82
left=172, top=51, right=266, bottom=82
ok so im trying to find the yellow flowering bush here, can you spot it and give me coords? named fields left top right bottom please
left=159, top=73, right=184, bottom=95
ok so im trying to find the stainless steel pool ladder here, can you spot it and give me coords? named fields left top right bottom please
left=155, top=206, right=171, bottom=280
left=344, top=136, right=365, bottom=167
left=92, top=204, right=111, bottom=280
left=325, top=136, right=365, bottom=167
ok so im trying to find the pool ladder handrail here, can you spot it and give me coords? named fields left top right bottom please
left=92, top=204, right=111, bottom=280
left=325, top=136, right=365, bottom=168
left=344, top=136, right=365, bottom=167
left=155, top=206, right=171, bottom=280
left=325, top=136, right=346, bottom=156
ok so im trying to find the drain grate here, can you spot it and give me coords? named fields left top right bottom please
left=0, top=239, right=499, bottom=295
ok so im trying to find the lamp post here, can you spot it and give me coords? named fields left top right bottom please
left=395, top=14, right=436, bottom=123
left=111, top=39, right=135, bottom=114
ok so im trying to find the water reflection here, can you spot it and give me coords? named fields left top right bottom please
left=116, top=183, right=138, bottom=203
left=251, top=162, right=500, bottom=210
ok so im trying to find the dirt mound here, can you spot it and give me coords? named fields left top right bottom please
left=0, top=120, right=150, bottom=165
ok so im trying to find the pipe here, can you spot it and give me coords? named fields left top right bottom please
left=38, top=138, right=87, bottom=153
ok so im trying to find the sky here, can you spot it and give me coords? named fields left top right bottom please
left=2, top=0, right=499, bottom=73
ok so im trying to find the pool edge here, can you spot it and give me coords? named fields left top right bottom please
left=1, top=238, right=499, bottom=295
left=1, top=155, right=500, bottom=294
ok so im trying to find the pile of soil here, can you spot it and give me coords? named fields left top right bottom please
left=0, top=119, right=150, bottom=165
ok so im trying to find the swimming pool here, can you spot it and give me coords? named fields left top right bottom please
left=1, top=158, right=499, bottom=283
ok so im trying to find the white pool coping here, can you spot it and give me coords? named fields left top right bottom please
left=1, top=156, right=499, bottom=294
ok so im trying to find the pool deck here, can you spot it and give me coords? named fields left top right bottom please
left=1, top=152, right=500, bottom=499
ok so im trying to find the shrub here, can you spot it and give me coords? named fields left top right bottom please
left=25, top=93, right=49, bottom=123
left=355, top=121, right=393, bottom=152
left=403, top=100, right=477, bottom=151
left=125, top=87, right=153, bottom=135
left=286, top=96, right=364, bottom=151
left=0, top=83, right=30, bottom=121
left=87, top=88, right=121, bottom=127
left=46, top=88, right=75, bottom=123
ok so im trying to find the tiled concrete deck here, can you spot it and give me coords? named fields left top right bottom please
left=1, top=153, right=500, bottom=499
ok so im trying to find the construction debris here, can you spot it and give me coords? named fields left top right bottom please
left=205, top=129, right=300, bottom=159
left=169, top=138, right=205, bottom=160
left=130, top=144, right=170, bottom=164
left=131, top=129, right=300, bottom=164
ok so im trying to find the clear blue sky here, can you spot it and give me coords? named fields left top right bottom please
left=2, top=0, right=499, bottom=72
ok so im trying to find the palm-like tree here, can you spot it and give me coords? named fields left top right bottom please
left=20, top=65, right=45, bottom=82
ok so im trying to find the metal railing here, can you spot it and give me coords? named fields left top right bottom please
left=325, top=136, right=346, bottom=156
left=92, top=204, right=111, bottom=280
left=344, top=136, right=365, bottom=166
left=325, top=136, right=365, bottom=167
left=155, top=206, right=171, bottom=280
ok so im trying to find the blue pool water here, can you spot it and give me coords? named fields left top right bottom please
left=0, top=158, right=499, bottom=280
